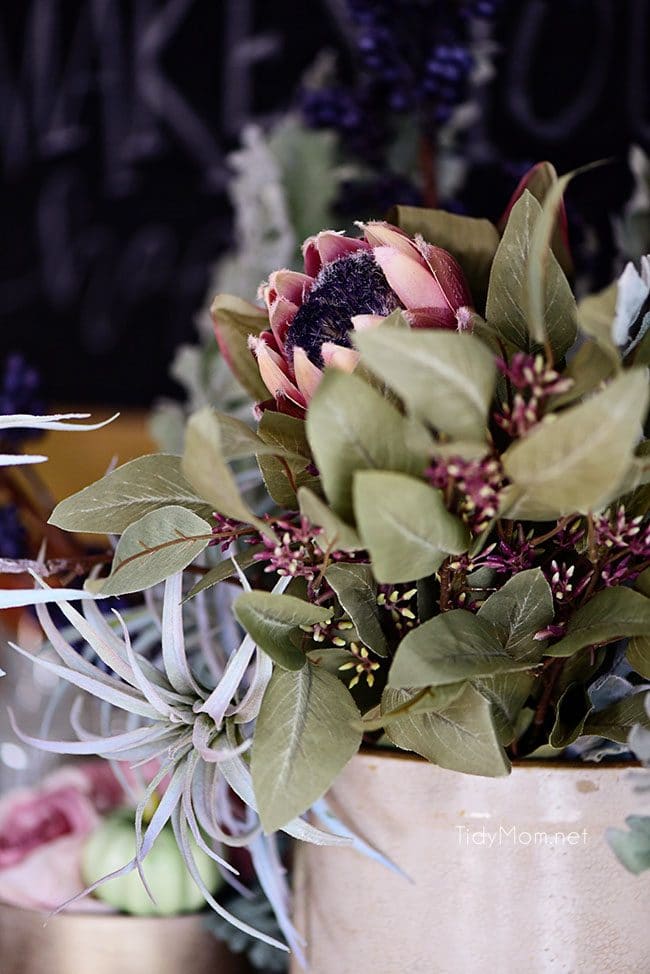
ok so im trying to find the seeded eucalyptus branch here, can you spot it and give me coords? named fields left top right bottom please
left=3, top=161, right=650, bottom=948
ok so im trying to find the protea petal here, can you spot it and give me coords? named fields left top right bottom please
left=267, top=296, right=299, bottom=349
left=321, top=342, right=360, bottom=372
left=373, top=246, right=447, bottom=310
left=404, top=307, right=458, bottom=330
left=415, top=239, right=473, bottom=312
left=351, top=314, right=386, bottom=331
left=261, top=270, right=313, bottom=307
left=249, top=337, right=301, bottom=403
left=293, top=346, right=323, bottom=401
left=359, top=221, right=419, bottom=258
left=302, top=231, right=369, bottom=276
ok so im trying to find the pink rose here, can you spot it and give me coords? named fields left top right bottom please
left=0, top=761, right=125, bottom=912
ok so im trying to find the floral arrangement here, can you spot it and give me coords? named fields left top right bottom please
left=2, top=161, right=650, bottom=959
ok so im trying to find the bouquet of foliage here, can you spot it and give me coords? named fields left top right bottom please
left=3, top=162, right=650, bottom=958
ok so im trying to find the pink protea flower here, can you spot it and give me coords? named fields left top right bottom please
left=246, top=223, right=473, bottom=415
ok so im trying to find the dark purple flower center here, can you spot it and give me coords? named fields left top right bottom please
left=286, top=250, right=400, bottom=366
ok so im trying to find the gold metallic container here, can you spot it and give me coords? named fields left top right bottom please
left=0, top=904, right=248, bottom=974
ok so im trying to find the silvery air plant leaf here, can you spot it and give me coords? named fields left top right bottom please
left=0, top=412, right=118, bottom=467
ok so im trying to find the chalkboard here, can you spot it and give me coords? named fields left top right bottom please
left=1, top=0, right=648, bottom=405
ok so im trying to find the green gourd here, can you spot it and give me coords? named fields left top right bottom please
left=82, top=810, right=222, bottom=916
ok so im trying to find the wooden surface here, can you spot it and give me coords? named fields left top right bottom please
left=35, top=407, right=157, bottom=501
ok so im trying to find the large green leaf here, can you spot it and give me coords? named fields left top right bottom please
left=353, top=471, right=470, bottom=584
left=384, top=684, right=510, bottom=777
left=478, top=569, right=554, bottom=659
left=100, top=506, right=212, bottom=596
left=502, top=369, right=649, bottom=518
left=234, top=592, right=332, bottom=670
left=325, top=563, right=388, bottom=657
left=306, top=370, right=429, bottom=522
left=388, top=609, right=534, bottom=689
left=477, top=569, right=555, bottom=742
left=251, top=665, right=361, bottom=832
left=182, top=407, right=270, bottom=535
left=210, top=294, right=269, bottom=401
left=354, top=326, right=496, bottom=443
left=486, top=191, right=577, bottom=358
left=584, top=690, right=650, bottom=744
left=297, top=487, right=363, bottom=552
left=49, top=454, right=212, bottom=534
left=548, top=588, right=650, bottom=658
left=389, top=205, right=499, bottom=308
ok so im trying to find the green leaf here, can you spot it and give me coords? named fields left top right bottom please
left=502, top=369, right=649, bottom=518
left=478, top=569, right=554, bottom=659
left=257, top=411, right=313, bottom=460
left=234, top=592, right=332, bottom=670
left=627, top=635, right=650, bottom=680
left=584, top=690, right=650, bottom=743
left=607, top=817, right=650, bottom=875
left=500, top=161, right=572, bottom=276
left=210, top=294, right=269, bottom=401
left=477, top=569, right=555, bottom=743
left=388, top=609, right=535, bottom=689
left=547, top=588, right=650, bottom=658
left=251, top=665, right=361, bottom=832
left=576, top=284, right=621, bottom=365
left=306, top=370, right=429, bottom=522
left=297, top=487, right=363, bottom=552
left=357, top=684, right=466, bottom=731
left=212, top=412, right=293, bottom=461
left=384, top=684, right=510, bottom=777
left=182, top=407, right=270, bottom=535
left=185, top=548, right=261, bottom=600
left=100, top=506, right=212, bottom=596
left=389, top=205, right=499, bottom=308
left=354, top=326, right=496, bottom=443
left=486, top=190, right=577, bottom=358
left=548, top=683, right=592, bottom=749
left=49, top=454, right=213, bottom=534
left=549, top=339, right=616, bottom=409
left=258, top=452, right=319, bottom=509
left=353, top=471, right=470, bottom=584
left=325, top=563, right=388, bottom=657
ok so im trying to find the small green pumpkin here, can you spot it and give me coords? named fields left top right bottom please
left=82, top=810, right=222, bottom=916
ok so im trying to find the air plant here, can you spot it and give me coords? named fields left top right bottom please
left=5, top=572, right=353, bottom=961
